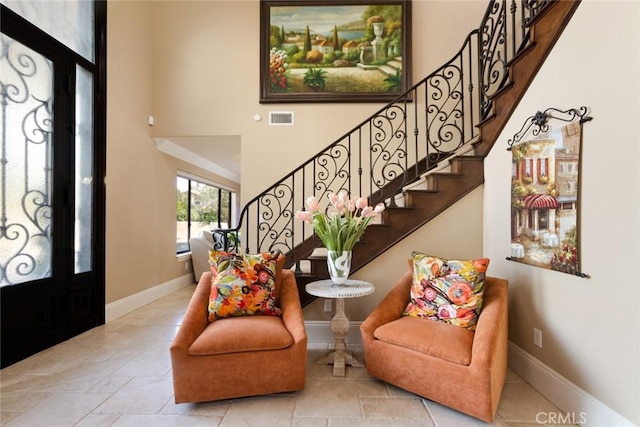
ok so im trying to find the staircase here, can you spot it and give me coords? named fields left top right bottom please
left=376, top=57, right=402, bottom=77
left=217, top=0, right=581, bottom=307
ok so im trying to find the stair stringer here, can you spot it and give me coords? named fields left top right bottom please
left=295, top=156, right=484, bottom=306
left=293, top=0, right=582, bottom=306
left=474, top=0, right=582, bottom=156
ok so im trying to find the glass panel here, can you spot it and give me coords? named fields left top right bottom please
left=176, top=176, right=189, bottom=253
left=74, top=66, right=93, bottom=274
left=0, top=34, right=53, bottom=286
left=176, top=176, right=235, bottom=254
left=220, top=189, right=231, bottom=228
left=0, top=0, right=94, bottom=62
left=190, top=181, right=214, bottom=236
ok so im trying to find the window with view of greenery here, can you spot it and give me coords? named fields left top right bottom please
left=176, top=176, right=234, bottom=254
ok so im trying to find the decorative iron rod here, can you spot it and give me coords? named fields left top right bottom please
left=214, top=0, right=552, bottom=268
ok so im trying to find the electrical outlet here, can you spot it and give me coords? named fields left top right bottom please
left=185, top=261, right=190, bottom=271
left=323, top=299, right=332, bottom=312
left=534, top=328, right=543, bottom=348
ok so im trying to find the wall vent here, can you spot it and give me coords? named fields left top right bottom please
left=269, top=111, right=294, bottom=126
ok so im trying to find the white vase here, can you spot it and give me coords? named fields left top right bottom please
left=327, top=251, right=352, bottom=285
left=372, top=22, right=384, bottom=39
left=371, top=22, right=384, bottom=61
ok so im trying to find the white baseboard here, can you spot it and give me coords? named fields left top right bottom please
left=508, top=342, right=636, bottom=427
left=305, top=320, right=363, bottom=346
left=105, top=273, right=193, bottom=322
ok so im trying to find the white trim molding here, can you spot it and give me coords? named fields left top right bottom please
left=508, top=342, right=636, bottom=427
left=154, top=138, right=240, bottom=183
left=105, top=273, right=193, bottom=322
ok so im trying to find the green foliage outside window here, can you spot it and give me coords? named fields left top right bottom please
left=176, top=176, right=234, bottom=253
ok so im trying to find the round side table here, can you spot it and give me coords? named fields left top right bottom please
left=305, top=279, right=375, bottom=377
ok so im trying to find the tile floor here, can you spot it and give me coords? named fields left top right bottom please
left=0, top=285, right=576, bottom=427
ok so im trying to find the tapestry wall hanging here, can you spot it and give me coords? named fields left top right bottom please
left=507, top=107, right=591, bottom=278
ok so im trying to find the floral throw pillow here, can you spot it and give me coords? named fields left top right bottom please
left=403, top=252, right=490, bottom=331
left=207, top=251, right=282, bottom=321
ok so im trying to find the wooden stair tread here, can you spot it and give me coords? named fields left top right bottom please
left=288, top=0, right=579, bottom=307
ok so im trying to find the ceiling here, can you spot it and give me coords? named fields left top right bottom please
left=154, top=135, right=241, bottom=183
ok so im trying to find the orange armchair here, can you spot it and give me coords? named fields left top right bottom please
left=360, top=271, right=508, bottom=422
left=170, top=269, right=307, bottom=403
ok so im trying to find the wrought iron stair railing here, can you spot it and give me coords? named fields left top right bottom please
left=216, top=0, right=553, bottom=267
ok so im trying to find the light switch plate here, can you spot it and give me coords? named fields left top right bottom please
left=534, top=328, right=543, bottom=348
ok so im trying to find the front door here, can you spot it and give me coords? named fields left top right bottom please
left=0, top=3, right=106, bottom=368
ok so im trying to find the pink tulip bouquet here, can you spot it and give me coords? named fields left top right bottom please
left=295, top=191, right=385, bottom=252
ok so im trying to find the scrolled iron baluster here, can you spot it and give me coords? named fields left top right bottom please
left=479, top=0, right=511, bottom=117
left=255, top=182, right=295, bottom=254
left=429, top=64, right=465, bottom=155
left=226, top=0, right=553, bottom=268
left=370, top=104, right=408, bottom=197
left=314, top=142, right=349, bottom=200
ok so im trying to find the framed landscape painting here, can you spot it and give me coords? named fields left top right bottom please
left=260, top=0, right=412, bottom=103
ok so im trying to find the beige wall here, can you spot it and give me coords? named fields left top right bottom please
left=148, top=0, right=486, bottom=202
left=106, top=1, right=240, bottom=303
left=107, top=0, right=486, bottom=300
left=106, top=0, right=639, bottom=423
left=483, top=1, right=640, bottom=424
left=107, top=0, right=155, bottom=302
